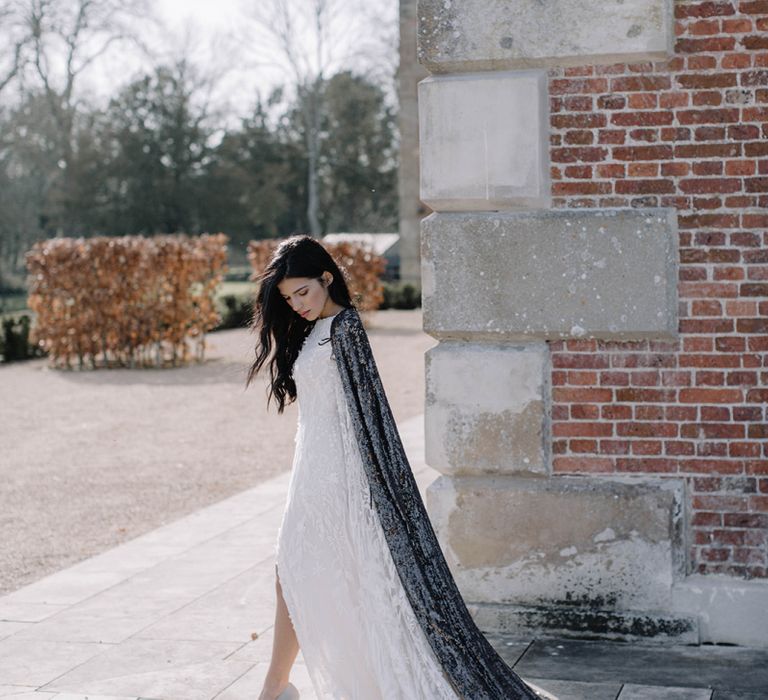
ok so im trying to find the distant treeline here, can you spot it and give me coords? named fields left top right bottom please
left=0, top=63, right=398, bottom=282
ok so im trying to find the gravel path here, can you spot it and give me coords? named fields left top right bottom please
left=0, top=309, right=434, bottom=595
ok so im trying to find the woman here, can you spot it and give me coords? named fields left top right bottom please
left=247, top=235, right=539, bottom=700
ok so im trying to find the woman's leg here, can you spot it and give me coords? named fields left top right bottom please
left=258, top=564, right=300, bottom=700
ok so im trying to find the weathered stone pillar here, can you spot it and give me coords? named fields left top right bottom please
left=397, top=0, right=429, bottom=285
left=418, top=0, right=691, bottom=640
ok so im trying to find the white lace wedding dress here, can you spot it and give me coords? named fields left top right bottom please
left=274, top=312, right=458, bottom=699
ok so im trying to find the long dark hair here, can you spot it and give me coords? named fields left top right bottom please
left=245, top=234, right=354, bottom=413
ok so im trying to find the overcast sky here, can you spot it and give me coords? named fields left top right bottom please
left=76, top=0, right=398, bottom=125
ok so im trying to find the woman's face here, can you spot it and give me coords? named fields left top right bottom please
left=277, top=275, right=330, bottom=322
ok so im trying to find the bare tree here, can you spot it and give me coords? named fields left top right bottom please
left=0, top=1, right=32, bottom=97
left=9, top=0, right=151, bottom=234
left=242, top=0, right=396, bottom=237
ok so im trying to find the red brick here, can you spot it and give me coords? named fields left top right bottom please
left=687, top=457, right=746, bottom=476
left=724, top=513, right=768, bottom=528
left=563, top=165, right=593, bottom=178
left=692, top=300, right=723, bottom=315
left=677, top=73, right=738, bottom=89
left=737, top=318, right=768, bottom=333
left=564, top=95, right=594, bottom=111
left=742, top=35, right=768, bottom=50
left=713, top=267, right=745, bottom=281
left=612, top=145, right=674, bottom=160
left=615, top=388, right=677, bottom=402
left=598, top=129, right=627, bottom=145
left=660, top=92, right=690, bottom=109
left=678, top=214, right=739, bottom=228
left=740, top=1, right=768, bottom=14
left=612, top=111, right=675, bottom=127
left=553, top=422, right=615, bottom=438
left=676, top=143, right=741, bottom=158
left=629, top=128, right=659, bottom=142
left=742, top=213, right=768, bottom=228
left=678, top=108, right=741, bottom=125
left=628, top=93, right=659, bottom=109
left=662, top=162, right=691, bottom=176
left=615, top=179, right=675, bottom=195
left=597, top=163, right=625, bottom=178
left=722, top=53, right=753, bottom=69
left=628, top=162, right=660, bottom=177
left=692, top=511, right=723, bottom=527
left=729, top=124, right=761, bottom=140
left=692, top=161, right=724, bottom=176
left=679, top=178, right=742, bottom=194
left=564, top=66, right=594, bottom=77
left=602, top=405, right=633, bottom=420
left=694, top=126, right=727, bottom=141
left=667, top=440, right=697, bottom=455
left=725, top=160, right=756, bottom=175
left=570, top=438, right=599, bottom=452
left=745, top=141, right=768, bottom=156
left=676, top=37, right=736, bottom=53
left=600, top=439, right=631, bottom=454
left=552, top=180, right=610, bottom=194
left=567, top=370, right=600, bottom=385
left=553, top=457, right=614, bottom=473
left=611, top=76, right=671, bottom=92
left=696, top=370, right=726, bottom=386
left=745, top=177, right=768, bottom=192
left=597, top=94, right=626, bottom=110
left=680, top=388, right=744, bottom=403
left=551, top=147, right=609, bottom=163
left=741, top=70, right=768, bottom=86
left=616, top=457, right=677, bottom=473
left=664, top=195, right=694, bottom=208
left=722, top=18, right=753, bottom=32
left=691, top=196, right=724, bottom=210
left=675, top=2, right=735, bottom=18
left=553, top=387, right=613, bottom=403
left=688, top=55, right=719, bottom=70
left=693, top=90, right=724, bottom=106
left=571, top=404, right=600, bottom=420
left=679, top=353, right=741, bottom=368
left=564, top=129, right=595, bottom=145
left=688, top=18, right=722, bottom=35
left=550, top=78, right=609, bottom=95
left=552, top=113, right=607, bottom=129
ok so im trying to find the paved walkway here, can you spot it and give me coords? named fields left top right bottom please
left=1, top=415, right=766, bottom=700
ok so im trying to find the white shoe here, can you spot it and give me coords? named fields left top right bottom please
left=276, top=682, right=299, bottom=700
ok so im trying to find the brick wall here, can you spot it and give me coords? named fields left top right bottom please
left=547, top=0, right=768, bottom=579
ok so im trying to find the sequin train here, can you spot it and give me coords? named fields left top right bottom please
left=330, top=306, right=538, bottom=700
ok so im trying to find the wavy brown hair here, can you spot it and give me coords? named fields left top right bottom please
left=245, top=235, right=354, bottom=413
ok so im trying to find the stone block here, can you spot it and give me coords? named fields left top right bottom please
left=672, top=574, right=768, bottom=648
left=418, top=71, right=550, bottom=211
left=426, top=475, right=685, bottom=612
left=425, top=341, right=547, bottom=476
left=421, top=209, right=678, bottom=341
left=418, top=0, right=674, bottom=72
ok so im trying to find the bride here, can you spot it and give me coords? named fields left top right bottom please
left=246, top=235, right=540, bottom=700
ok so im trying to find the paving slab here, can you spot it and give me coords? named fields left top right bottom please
left=1, top=408, right=766, bottom=699
left=619, top=684, right=713, bottom=699
left=527, top=677, right=622, bottom=700
left=514, top=639, right=768, bottom=694
left=41, top=639, right=249, bottom=700
left=0, top=639, right=108, bottom=686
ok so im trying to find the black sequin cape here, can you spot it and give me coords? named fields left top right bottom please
left=329, top=306, right=538, bottom=700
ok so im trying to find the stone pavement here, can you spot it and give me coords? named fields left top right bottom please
left=1, top=415, right=766, bottom=700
